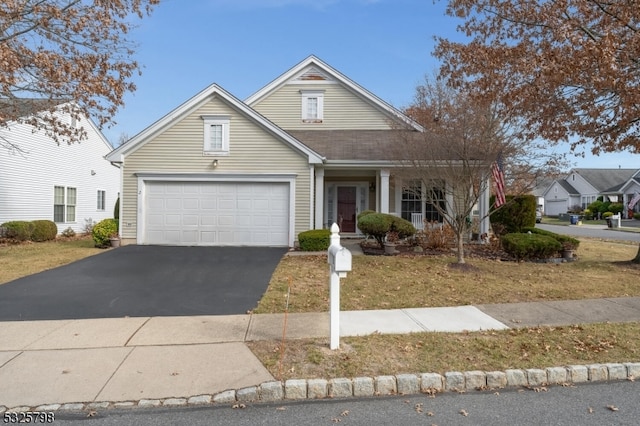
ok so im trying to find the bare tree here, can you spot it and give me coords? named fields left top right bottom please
left=0, top=0, right=159, bottom=148
left=394, top=77, right=562, bottom=264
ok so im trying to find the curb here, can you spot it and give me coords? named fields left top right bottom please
left=2, top=362, right=639, bottom=414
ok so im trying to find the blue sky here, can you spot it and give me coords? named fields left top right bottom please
left=104, top=0, right=639, bottom=169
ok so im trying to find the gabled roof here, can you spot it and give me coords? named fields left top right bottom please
left=572, top=168, right=637, bottom=192
left=106, top=83, right=324, bottom=164
left=245, top=55, right=423, bottom=132
left=543, top=179, right=579, bottom=197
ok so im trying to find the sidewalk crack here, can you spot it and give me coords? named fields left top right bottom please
left=124, top=317, right=152, bottom=347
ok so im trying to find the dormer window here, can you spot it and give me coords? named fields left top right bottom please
left=201, top=115, right=230, bottom=155
left=301, top=90, right=324, bottom=123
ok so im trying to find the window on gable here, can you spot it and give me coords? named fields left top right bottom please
left=97, top=190, right=106, bottom=211
left=201, top=115, right=230, bottom=155
left=53, top=186, right=77, bottom=223
left=300, top=90, right=324, bottom=123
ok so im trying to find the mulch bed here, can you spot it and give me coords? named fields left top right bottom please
left=359, top=240, right=517, bottom=262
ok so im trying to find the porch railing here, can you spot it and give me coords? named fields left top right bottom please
left=411, top=213, right=424, bottom=230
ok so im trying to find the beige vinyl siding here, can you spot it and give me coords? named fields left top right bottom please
left=252, top=83, right=394, bottom=130
left=120, top=95, right=311, bottom=242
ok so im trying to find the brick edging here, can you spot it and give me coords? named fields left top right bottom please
left=2, top=363, right=639, bottom=413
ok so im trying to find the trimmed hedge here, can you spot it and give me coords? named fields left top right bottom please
left=298, top=229, right=331, bottom=251
left=1, top=221, right=35, bottom=241
left=357, top=212, right=416, bottom=248
left=490, top=194, right=537, bottom=234
left=31, top=220, right=58, bottom=242
left=521, top=227, right=580, bottom=250
left=502, top=233, right=562, bottom=261
left=92, top=218, right=118, bottom=247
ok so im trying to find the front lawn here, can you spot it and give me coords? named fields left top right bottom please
left=0, top=236, right=103, bottom=285
left=254, top=238, right=640, bottom=314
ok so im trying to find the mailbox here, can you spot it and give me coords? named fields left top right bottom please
left=328, top=245, right=352, bottom=275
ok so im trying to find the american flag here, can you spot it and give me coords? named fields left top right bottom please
left=492, top=153, right=506, bottom=207
left=629, top=191, right=640, bottom=210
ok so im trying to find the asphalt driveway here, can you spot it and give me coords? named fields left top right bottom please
left=0, top=245, right=288, bottom=321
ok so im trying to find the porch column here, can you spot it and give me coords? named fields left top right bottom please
left=315, top=167, right=325, bottom=229
left=379, top=169, right=390, bottom=214
left=479, top=176, right=491, bottom=236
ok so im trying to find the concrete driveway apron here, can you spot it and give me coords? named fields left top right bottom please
left=0, top=245, right=288, bottom=321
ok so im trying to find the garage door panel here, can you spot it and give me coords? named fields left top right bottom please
left=144, top=181, right=289, bottom=246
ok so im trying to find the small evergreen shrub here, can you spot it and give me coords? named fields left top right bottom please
left=30, top=220, right=58, bottom=242
left=502, top=233, right=562, bottom=261
left=634, top=213, right=640, bottom=220
left=490, top=195, right=537, bottom=235
left=92, top=218, right=118, bottom=247
left=608, top=202, right=624, bottom=214
left=603, top=211, right=614, bottom=219
left=298, top=229, right=331, bottom=251
left=356, top=210, right=375, bottom=221
left=357, top=212, right=416, bottom=248
left=521, top=227, right=580, bottom=250
left=1, top=221, right=35, bottom=241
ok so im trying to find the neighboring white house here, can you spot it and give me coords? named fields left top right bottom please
left=542, top=168, right=639, bottom=217
left=0, top=105, right=120, bottom=234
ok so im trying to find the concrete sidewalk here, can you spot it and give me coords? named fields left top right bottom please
left=2, top=297, right=640, bottom=410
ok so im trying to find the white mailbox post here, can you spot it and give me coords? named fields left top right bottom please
left=327, top=223, right=352, bottom=350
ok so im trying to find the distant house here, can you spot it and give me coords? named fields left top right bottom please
left=0, top=103, right=120, bottom=234
left=106, top=55, right=493, bottom=247
left=542, top=168, right=639, bottom=217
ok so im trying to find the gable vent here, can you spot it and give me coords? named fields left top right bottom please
left=295, top=66, right=333, bottom=82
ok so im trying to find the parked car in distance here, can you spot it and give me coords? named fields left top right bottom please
left=536, top=210, right=542, bottom=223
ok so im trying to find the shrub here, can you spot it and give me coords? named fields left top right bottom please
left=82, top=218, right=95, bottom=235
left=608, top=202, right=624, bottom=214
left=521, top=227, right=580, bottom=250
left=490, top=195, right=537, bottom=235
left=356, top=210, right=375, bottom=222
left=417, top=221, right=456, bottom=249
left=502, top=233, right=562, bottom=261
left=357, top=213, right=393, bottom=247
left=92, top=218, right=118, bottom=247
left=61, top=227, right=76, bottom=238
left=1, top=221, right=35, bottom=241
left=298, top=229, right=331, bottom=251
left=357, top=213, right=416, bottom=248
left=30, top=220, right=58, bottom=242
left=634, top=213, right=640, bottom=220
left=603, top=211, right=614, bottom=219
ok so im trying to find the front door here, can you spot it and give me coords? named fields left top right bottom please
left=337, top=186, right=357, bottom=232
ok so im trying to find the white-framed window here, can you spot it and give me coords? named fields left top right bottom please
left=54, top=186, right=77, bottom=223
left=201, top=115, right=230, bottom=155
left=300, top=90, right=324, bottom=123
left=97, top=190, right=106, bottom=211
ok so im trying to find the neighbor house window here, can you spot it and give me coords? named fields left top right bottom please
left=54, top=186, right=65, bottom=223
left=201, top=115, right=230, bottom=155
left=66, top=187, right=76, bottom=222
left=97, top=190, right=106, bottom=211
left=54, top=186, right=77, bottom=223
left=300, top=90, right=324, bottom=123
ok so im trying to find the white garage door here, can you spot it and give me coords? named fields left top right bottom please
left=144, top=181, right=289, bottom=246
left=545, top=200, right=567, bottom=217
